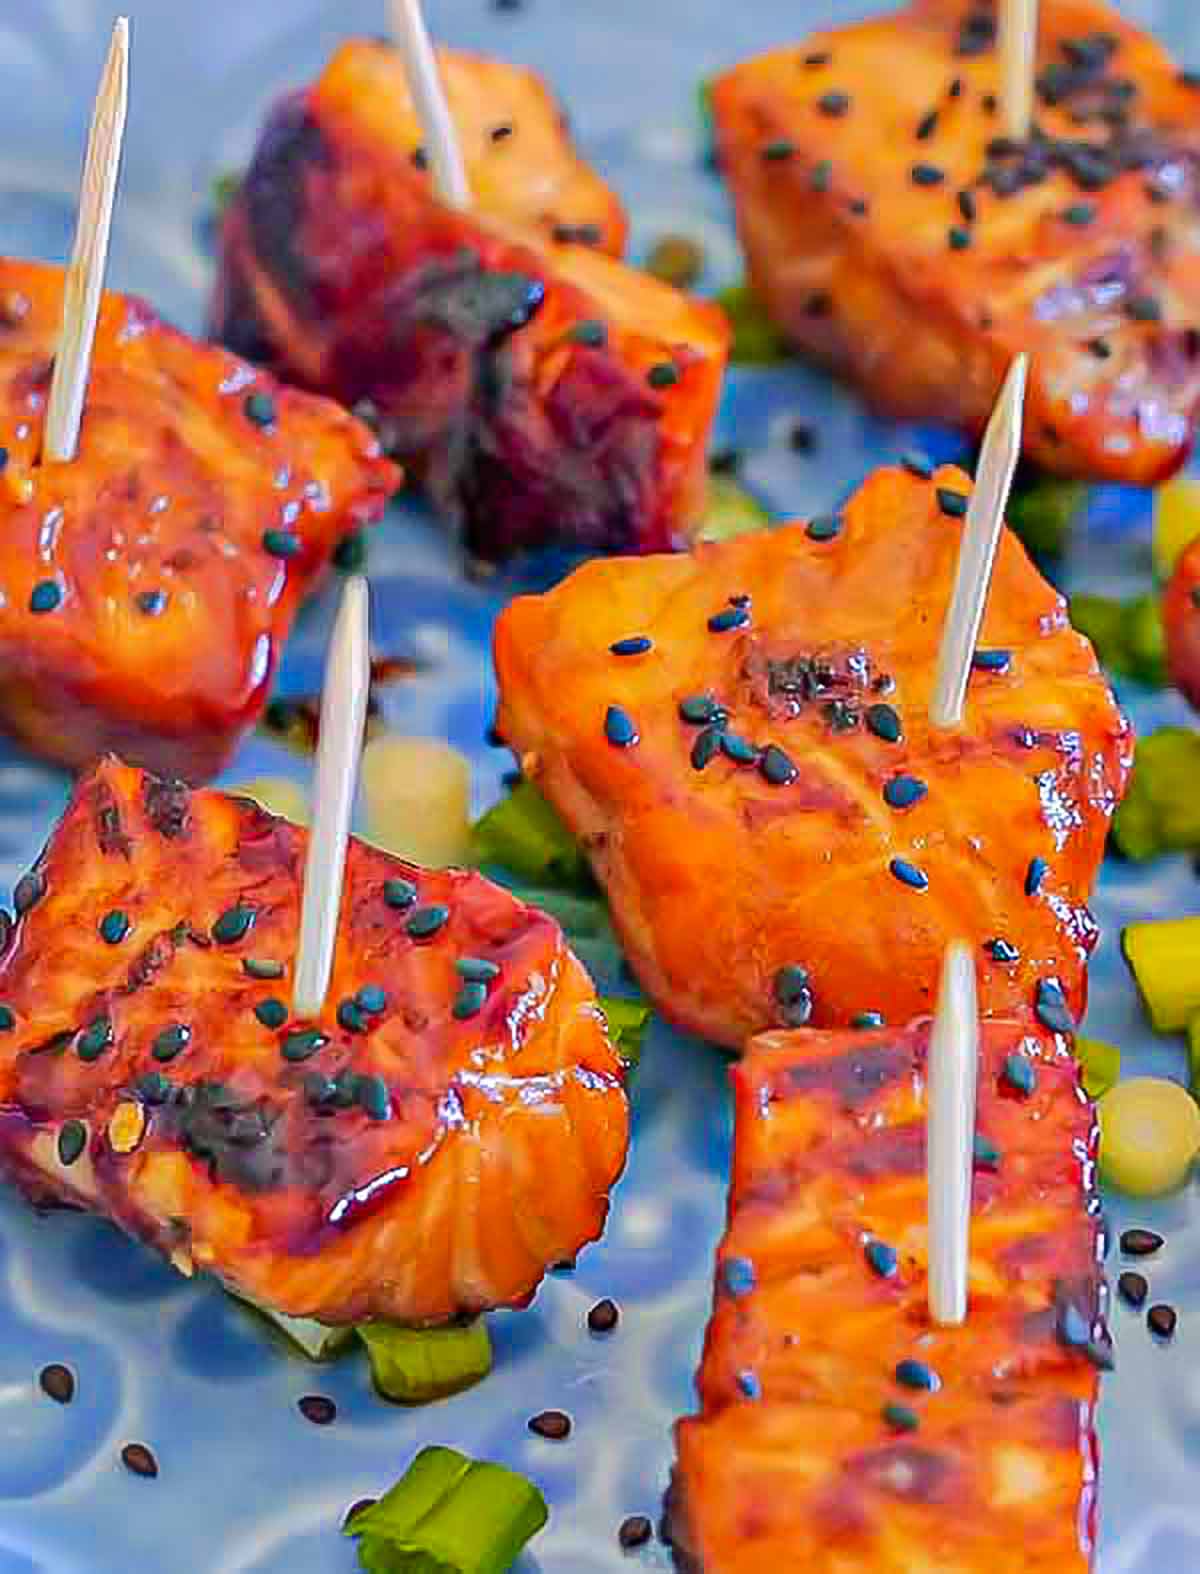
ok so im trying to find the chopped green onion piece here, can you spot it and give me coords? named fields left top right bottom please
left=229, top=1294, right=355, bottom=1360
left=1122, top=917, right=1200, bottom=1033
left=1075, top=1035, right=1121, bottom=1100
left=1112, top=727, right=1200, bottom=862
left=358, top=1319, right=492, bottom=1405
left=695, top=474, right=771, bottom=542
left=470, top=781, right=593, bottom=891
left=345, top=1445, right=548, bottom=1574
left=1070, top=592, right=1166, bottom=687
left=713, top=282, right=787, bottom=365
left=597, top=996, right=651, bottom=1070
left=1006, top=474, right=1085, bottom=560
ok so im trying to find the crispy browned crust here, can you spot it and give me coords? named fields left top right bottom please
left=712, top=0, right=1200, bottom=483
left=0, top=759, right=629, bottom=1324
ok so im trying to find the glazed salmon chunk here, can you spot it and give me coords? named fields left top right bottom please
left=711, top=0, right=1200, bottom=483
left=0, top=759, right=629, bottom=1325
left=668, top=1016, right=1103, bottom=1572
left=494, top=462, right=1131, bottom=1050
left=212, top=39, right=729, bottom=561
left=0, top=258, right=397, bottom=782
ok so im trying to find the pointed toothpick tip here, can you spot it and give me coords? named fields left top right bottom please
left=1000, top=0, right=1039, bottom=141
left=387, top=0, right=470, bottom=210
left=926, top=941, right=979, bottom=1327
left=928, top=353, right=1028, bottom=731
left=43, top=16, right=130, bottom=465
left=292, top=577, right=371, bottom=1020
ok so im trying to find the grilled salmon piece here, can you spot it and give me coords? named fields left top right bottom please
left=711, top=0, right=1200, bottom=484
left=211, top=40, right=728, bottom=562
left=667, top=1017, right=1102, bottom=1573
left=0, top=758, right=628, bottom=1325
left=0, top=258, right=397, bottom=783
left=494, top=462, right=1131, bottom=1049
left=1164, top=534, right=1200, bottom=708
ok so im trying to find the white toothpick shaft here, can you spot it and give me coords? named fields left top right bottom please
left=926, top=942, right=979, bottom=1327
left=1001, top=0, right=1039, bottom=142
left=44, top=17, right=130, bottom=464
left=929, top=354, right=1027, bottom=730
left=388, top=0, right=471, bottom=209
left=292, top=578, right=371, bottom=1019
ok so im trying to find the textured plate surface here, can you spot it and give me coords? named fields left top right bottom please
left=0, top=1, right=1196, bottom=1569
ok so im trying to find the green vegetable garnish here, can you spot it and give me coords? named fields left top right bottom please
left=597, top=996, right=651, bottom=1070
left=470, top=781, right=593, bottom=890
left=210, top=169, right=242, bottom=221
left=1070, top=591, right=1166, bottom=687
left=695, top=474, right=771, bottom=542
left=713, top=282, right=787, bottom=365
left=1121, top=916, right=1200, bottom=1033
left=358, top=1320, right=492, bottom=1405
left=1005, top=474, right=1085, bottom=560
left=229, top=1296, right=356, bottom=1360
left=346, top=1446, right=548, bottom=1574
left=1075, top=1035, right=1121, bottom=1100
left=1112, top=727, right=1200, bottom=862
left=1187, top=1014, right=1200, bottom=1099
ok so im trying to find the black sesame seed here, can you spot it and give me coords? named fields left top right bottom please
left=1148, top=1303, right=1177, bottom=1340
left=759, top=745, right=797, bottom=786
left=691, top=726, right=723, bottom=771
left=136, top=1072, right=172, bottom=1106
left=304, top=1073, right=338, bottom=1110
left=152, top=1023, right=190, bottom=1062
left=806, top=512, right=841, bottom=541
left=212, top=905, right=256, bottom=944
left=262, top=529, right=301, bottom=559
left=605, top=705, right=639, bottom=748
left=552, top=222, right=602, bottom=246
left=358, top=1074, right=391, bottom=1120
left=29, top=580, right=62, bottom=614
left=957, top=189, right=977, bottom=224
left=849, top=197, right=869, bottom=216
left=889, top=858, right=928, bottom=891
left=1118, top=1271, right=1148, bottom=1308
left=916, top=108, right=940, bottom=140
left=972, top=648, right=1011, bottom=672
left=411, top=147, right=428, bottom=170
left=679, top=693, right=722, bottom=725
left=406, top=904, right=450, bottom=939
left=902, top=451, right=934, bottom=479
left=383, top=878, right=418, bottom=910
left=761, top=138, right=794, bottom=163
left=588, top=1298, right=620, bottom=1333
left=895, top=1358, right=939, bottom=1392
left=455, top=958, right=499, bottom=984
left=298, top=1395, right=336, bottom=1426
left=647, top=362, right=680, bottom=390
left=882, top=1402, right=920, bottom=1432
left=853, top=1011, right=885, bottom=1029
left=99, top=909, right=130, bottom=945
left=817, top=91, right=850, bottom=117
left=0, top=1005, right=13, bottom=1031
left=254, top=998, right=288, bottom=1030
left=720, top=731, right=758, bottom=765
left=13, top=871, right=45, bottom=915
left=243, top=391, right=277, bottom=428
left=1125, top=294, right=1162, bottom=322
left=948, top=76, right=964, bottom=99
left=618, top=1516, right=653, bottom=1551
left=490, top=122, right=514, bottom=143
left=453, top=981, right=488, bottom=1020
left=707, top=606, right=749, bottom=633
left=788, top=422, right=818, bottom=453
left=243, top=958, right=285, bottom=980
left=77, top=1017, right=113, bottom=1062
left=121, top=1443, right=159, bottom=1479
left=611, top=636, right=652, bottom=657
left=136, top=589, right=168, bottom=616
left=1025, top=857, right=1048, bottom=895
left=1002, top=1052, right=1036, bottom=1095
left=985, top=938, right=1020, bottom=963
left=528, top=1409, right=571, bottom=1440
left=865, top=1240, right=898, bottom=1277
left=973, top=1133, right=1001, bottom=1169
left=1035, top=977, right=1075, bottom=1035
left=1121, top=1228, right=1164, bottom=1257
left=865, top=703, right=902, bottom=743
left=281, top=1029, right=328, bottom=1063
left=948, top=227, right=971, bottom=251
left=569, top=319, right=607, bottom=348
left=883, top=775, right=927, bottom=810
left=803, top=49, right=831, bottom=66
left=936, top=487, right=968, bottom=518
left=39, top=1363, right=75, bottom=1404
left=1062, top=202, right=1096, bottom=226
left=911, top=163, right=945, bottom=187
left=810, top=159, right=832, bottom=192
left=57, top=1120, right=87, bottom=1166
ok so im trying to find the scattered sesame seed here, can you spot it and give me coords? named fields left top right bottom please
left=57, top=1120, right=87, bottom=1166
left=152, top=1024, right=190, bottom=1062
left=889, top=858, right=928, bottom=891
left=280, top=1029, right=327, bottom=1063
left=720, top=1257, right=757, bottom=1299
left=212, top=905, right=256, bottom=944
left=948, top=226, right=971, bottom=250
left=121, top=1443, right=159, bottom=1479
left=985, top=938, right=1020, bottom=963
left=902, top=451, right=933, bottom=479
left=1035, top=977, right=1075, bottom=1034
left=882, top=1402, right=920, bottom=1432
left=77, top=1017, right=113, bottom=1062
left=883, top=775, right=927, bottom=810
left=1125, top=294, right=1162, bottom=322
left=936, top=487, right=968, bottom=518
left=406, top=904, right=450, bottom=939
left=865, top=703, right=902, bottom=743
left=29, top=580, right=62, bottom=614
left=810, top=159, right=832, bottom=192
left=136, top=589, right=168, bottom=616
left=610, top=636, right=652, bottom=656
left=973, top=1133, right=1001, bottom=1169
left=357, top=1075, right=391, bottom=1120
left=816, top=90, right=850, bottom=116
left=1025, top=857, right=1048, bottom=895
left=707, top=606, right=749, bottom=633
left=761, top=138, right=794, bottom=162
left=99, top=909, right=130, bottom=944
left=39, top=1363, right=75, bottom=1404
left=254, top=998, right=288, bottom=1030
left=262, top=529, right=301, bottom=559
left=356, top=983, right=389, bottom=1012
left=243, top=391, right=277, bottom=427
left=1121, top=1229, right=1164, bottom=1257
left=852, top=1011, right=885, bottom=1029
left=243, top=958, right=285, bottom=980
left=604, top=705, right=638, bottom=747
left=1062, top=202, right=1096, bottom=225
left=13, top=871, right=44, bottom=915
left=298, top=1395, right=337, bottom=1426
left=720, top=732, right=758, bottom=765
left=803, top=49, right=831, bottom=67
left=618, top=1515, right=653, bottom=1551
left=588, top=1298, right=620, bottom=1333
left=0, top=1006, right=13, bottom=1032
left=1118, top=1271, right=1148, bottom=1308
left=916, top=108, right=940, bottom=140
left=384, top=878, right=418, bottom=910
left=910, top=163, right=945, bottom=187
left=528, top=1409, right=571, bottom=1440
left=736, top=1370, right=762, bottom=1400
left=865, top=1239, right=898, bottom=1278
left=972, top=648, right=1011, bottom=672
left=1002, top=1052, right=1037, bottom=1096
left=759, top=745, right=797, bottom=786
left=1148, top=1304, right=1177, bottom=1340
left=679, top=694, right=722, bottom=725
left=647, top=361, right=680, bottom=390
left=569, top=319, right=607, bottom=348
left=806, top=512, right=842, bottom=541
left=453, top=980, right=489, bottom=1020
left=691, top=726, right=722, bottom=770
left=957, top=189, right=977, bottom=223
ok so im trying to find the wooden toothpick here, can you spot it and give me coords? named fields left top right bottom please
left=926, top=942, right=979, bottom=1327
left=929, top=354, right=1027, bottom=730
left=388, top=0, right=471, bottom=210
left=292, top=578, right=371, bottom=1019
left=1000, top=0, right=1039, bottom=142
left=43, top=17, right=130, bottom=464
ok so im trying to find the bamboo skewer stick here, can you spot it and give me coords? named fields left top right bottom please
left=44, top=17, right=130, bottom=464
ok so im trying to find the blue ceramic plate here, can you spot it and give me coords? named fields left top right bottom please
left=0, top=1, right=1197, bottom=1569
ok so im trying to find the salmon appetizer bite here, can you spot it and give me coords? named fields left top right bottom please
left=1164, top=532, right=1200, bottom=709
left=0, top=758, right=629, bottom=1325
left=212, top=39, right=728, bottom=562
left=667, top=1014, right=1104, bottom=1572
left=494, top=461, right=1131, bottom=1049
left=711, top=0, right=1200, bottom=484
left=0, top=258, right=397, bottom=783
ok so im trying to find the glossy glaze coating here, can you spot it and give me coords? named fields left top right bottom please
left=1164, top=532, right=1200, bottom=707
left=0, top=258, right=397, bottom=782
left=668, top=1015, right=1102, bottom=1572
left=495, top=463, right=1132, bottom=1049
left=0, top=759, right=628, bottom=1325
left=712, top=0, right=1200, bottom=484
left=210, top=40, right=728, bottom=561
